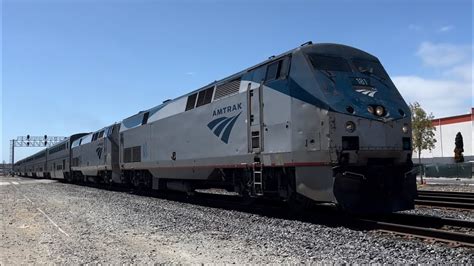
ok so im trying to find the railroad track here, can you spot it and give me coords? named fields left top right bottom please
left=190, top=191, right=474, bottom=247
left=415, top=190, right=474, bottom=209
left=116, top=188, right=474, bottom=247
left=356, top=213, right=474, bottom=247
left=141, top=188, right=474, bottom=247
left=29, top=176, right=474, bottom=247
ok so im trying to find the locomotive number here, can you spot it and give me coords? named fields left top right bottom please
left=355, top=78, right=369, bottom=86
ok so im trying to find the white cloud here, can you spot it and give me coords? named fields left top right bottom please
left=416, top=42, right=472, bottom=67
left=408, top=42, right=473, bottom=117
left=185, top=71, right=196, bottom=76
left=444, top=63, right=473, bottom=81
left=393, top=75, right=472, bottom=117
left=438, top=25, right=455, bottom=32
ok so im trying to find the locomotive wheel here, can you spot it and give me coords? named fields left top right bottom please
left=102, top=172, right=112, bottom=189
left=65, top=172, right=73, bottom=183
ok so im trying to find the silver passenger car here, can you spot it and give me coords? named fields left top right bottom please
left=46, top=133, right=88, bottom=180
left=17, top=150, right=47, bottom=177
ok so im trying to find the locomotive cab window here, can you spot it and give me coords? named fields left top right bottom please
left=141, top=112, right=149, bottom=125
left=107, top=126, right=114, bottom=136
left=352, top=59, right=389, bottom=80
left=196, top=87, right=214, bottom=107
left=309, top=54, right=351, bottom=72
left=265, top=58, right=289, bottom=82
left=185, top=93, right=197, bottom=111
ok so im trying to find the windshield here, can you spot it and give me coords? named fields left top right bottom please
left=309, top=54, right=352, bottom=72
left=352, top=59, right=389, bottom=80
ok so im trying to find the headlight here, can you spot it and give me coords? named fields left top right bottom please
left=345, top=121, right=356, bottom=133
left=346, top=106, right=355, bottom=114
left=367, top=106, right=374, bottom=114
left=375, top=106, right=385, bottom=116
left=402, top=124, right=409, bottom=133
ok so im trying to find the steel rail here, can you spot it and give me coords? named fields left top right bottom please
left=416, top=191, right=474, bottom=209
left=418, top=190, right=474, bottom=198
left=356, top=213, right=474, bottom=247
left=364, top=219, right=474, bottom=247
left=417, top=195, right=474, bottom=204
left=415, top=199, right=474, bottom=209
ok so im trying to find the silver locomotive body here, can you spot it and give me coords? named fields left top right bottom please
left=117, top=43, right=416, bottom=212
left=71, top=124, right=121, bottom=184
left=14, top=43, right=416, bottom=213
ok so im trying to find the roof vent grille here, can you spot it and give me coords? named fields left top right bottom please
left=214, top=78, right=241, bottom=100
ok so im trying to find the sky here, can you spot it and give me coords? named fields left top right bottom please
left=1, top=0, right=473, bottom=162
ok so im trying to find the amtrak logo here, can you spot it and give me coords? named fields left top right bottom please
left=355, top=87, right=378, bottom=97
left=207, top=112, right=242, bottom=144
left=96, top=147, right=103, bottom=159
left=212, top=103, right=242, bottom=117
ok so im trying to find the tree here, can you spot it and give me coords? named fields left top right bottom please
left=454, top=132, right=464, bottom=163
left=410, top=102, right=437, bottom=165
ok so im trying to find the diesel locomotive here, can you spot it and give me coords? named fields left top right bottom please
left=15, top=42, right=417, bottom=213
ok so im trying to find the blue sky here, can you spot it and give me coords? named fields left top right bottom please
left=1, top=0, right=473, bottom=162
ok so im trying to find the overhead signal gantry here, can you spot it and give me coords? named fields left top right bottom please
left=10, top=135, right=67, bottom=171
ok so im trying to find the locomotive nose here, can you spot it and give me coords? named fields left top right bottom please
left=330, top=111, right=415, bottom=213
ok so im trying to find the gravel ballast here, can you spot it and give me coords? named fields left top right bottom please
left=418, top=184, right=474, bottom=193
left=1, top=177, right=473, bottom=264
left=401, top=207, right=474, bottom=222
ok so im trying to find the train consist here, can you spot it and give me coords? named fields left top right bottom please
left=15, top=42, right=417, bottom=212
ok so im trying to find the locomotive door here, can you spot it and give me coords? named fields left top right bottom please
left=53, top=162, right=56, bottom=178
left=102, top=135, right=107, bottom=165
left=109, top=125, right=121, bottom=182
left=247, top=81, right=264, bottom=153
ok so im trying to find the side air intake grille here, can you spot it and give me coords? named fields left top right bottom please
left=132, top=146, right=141, bottom=162
left=124, top=148, right=132, bottom=163
left=214, top=78, right=241, bottom=100
left=123, top=146, right=141, bottom=163
left=72, top=157, right=80, bottom=167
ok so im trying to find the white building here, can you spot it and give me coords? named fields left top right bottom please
left=420, top=108, right=473, bottom=163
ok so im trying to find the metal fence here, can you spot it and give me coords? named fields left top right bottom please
left=419, top=162, right=473, bottom=178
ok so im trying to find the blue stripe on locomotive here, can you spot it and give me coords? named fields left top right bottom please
left=241, top=45, right=409, bottom=121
